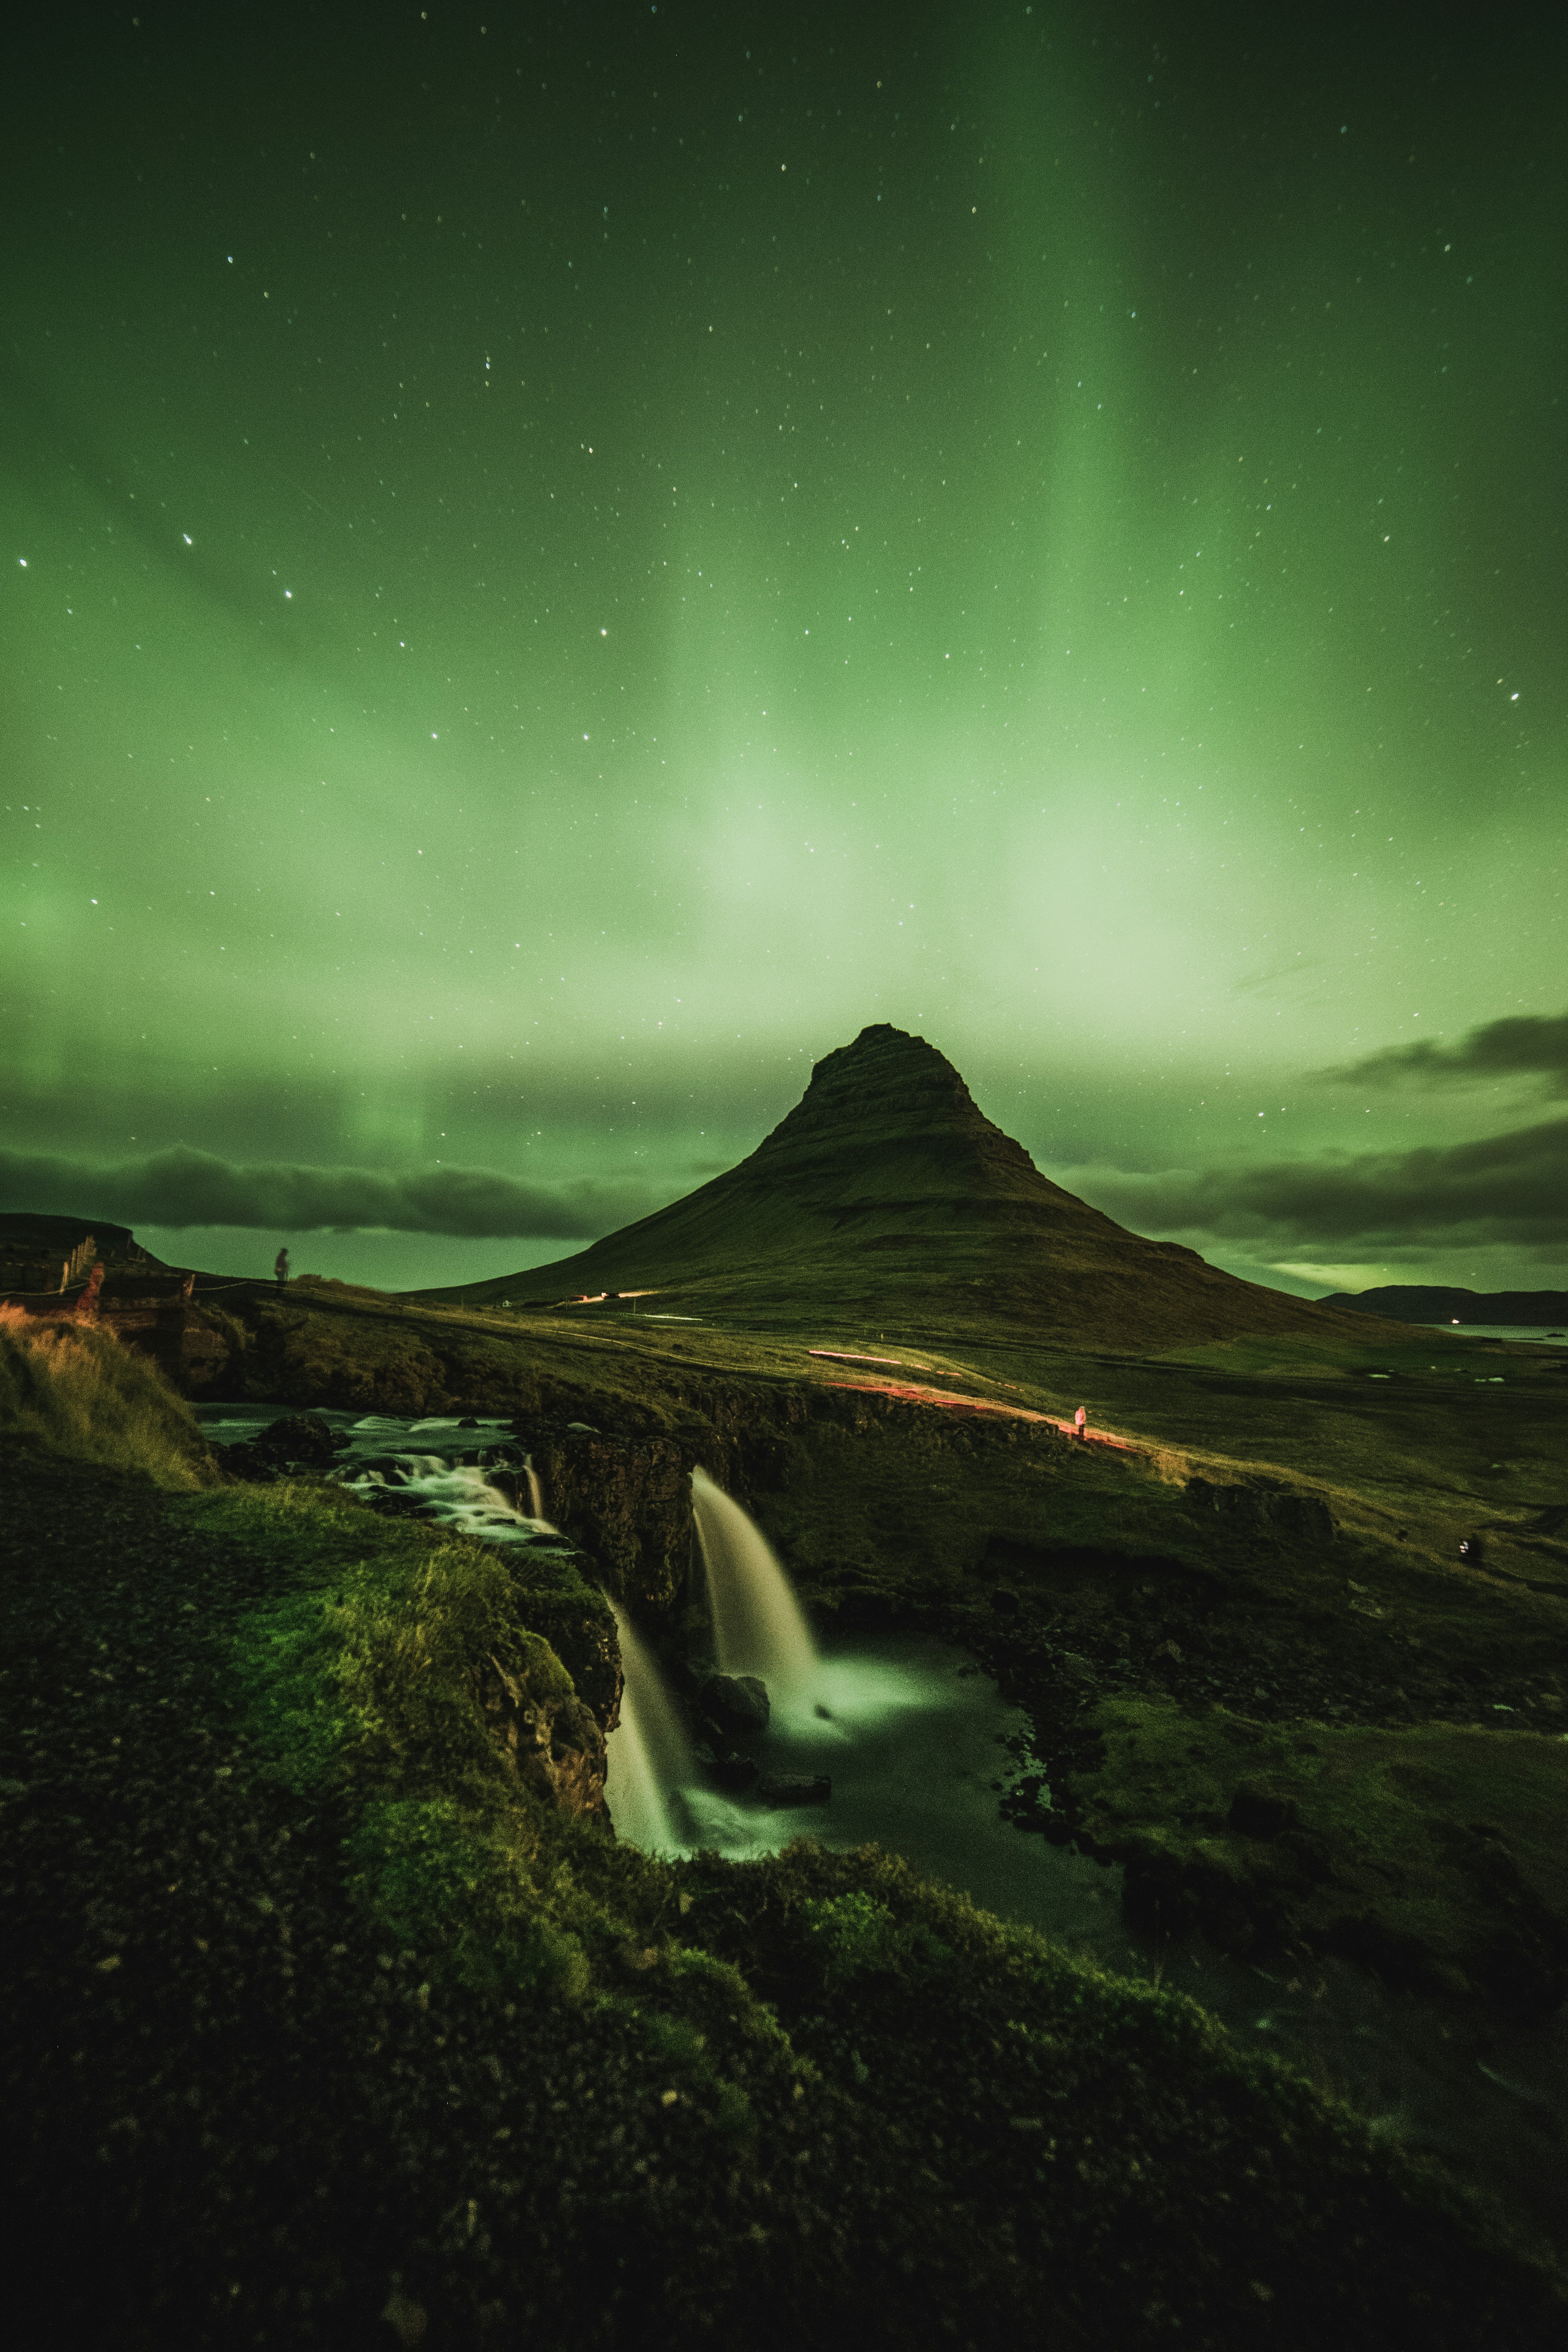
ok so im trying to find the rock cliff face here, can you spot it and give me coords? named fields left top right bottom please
left=502, top=1552, right=625, bottom=1736
left=476, top=1633, right=610, bottom=1823
left=521, top=1425, right=695, bottom=1616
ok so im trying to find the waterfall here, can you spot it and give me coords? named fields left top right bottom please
left=604, top=1601, right=693, bottom=1853
left=691, top=1466, right=819, bottom=1692
left=525, top=1461, right=546, bottom=1522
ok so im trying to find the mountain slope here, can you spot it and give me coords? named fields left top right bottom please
left=412, top=1025, right=1408, bottom=1350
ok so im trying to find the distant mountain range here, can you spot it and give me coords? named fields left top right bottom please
left=413, top=1024, right=1421, bottom=1352
left=1317, top=1285, right=1568, bottom=1326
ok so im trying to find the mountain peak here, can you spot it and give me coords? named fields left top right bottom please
left=754, top=1023, right=1036, bottom=1186
left=421, top=1022, right=1391, bottom=1350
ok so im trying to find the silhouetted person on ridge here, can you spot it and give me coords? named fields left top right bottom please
left=274, top=1249, right=290, bottom=1287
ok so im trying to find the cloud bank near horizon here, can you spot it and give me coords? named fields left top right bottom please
left=1065, top=1115, right=1568, bottom=1253
left=6, top=1104, right=1566, bottom=1283
left=1319, top=1009, right=1568, bottom=1094
left=0, top=1146, right=669, bottom=1241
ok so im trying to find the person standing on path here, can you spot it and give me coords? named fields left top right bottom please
left=1074, top=1406, right=1087, bottom=1439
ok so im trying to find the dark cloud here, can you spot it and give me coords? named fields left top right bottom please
left=0, top=1146, right=663, bottom=1240
left=1079, top=1116, right=1568, bottom=1248
left=1321, top=1009, right=1568, bottom=1093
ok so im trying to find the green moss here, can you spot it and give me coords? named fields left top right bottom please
left=799, top=1888, right=955, bottom=1989
left=344, top=1795, right=591, bottom=2000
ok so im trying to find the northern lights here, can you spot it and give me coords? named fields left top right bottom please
left=3, top=4, right=1564, bottom=1295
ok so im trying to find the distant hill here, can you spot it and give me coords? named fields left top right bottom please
left=411, top=1024, right=1418, bottom=1352
left=0, top=1212, right=172, bottom=1300
left=1317, top=1285, right=1568, bottom=1326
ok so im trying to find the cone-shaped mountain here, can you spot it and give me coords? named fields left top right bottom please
left=424, top=1025, right=1379, bottom=1348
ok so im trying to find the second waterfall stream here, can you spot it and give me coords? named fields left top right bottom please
left=689, top=1463, right=819, bottom=1692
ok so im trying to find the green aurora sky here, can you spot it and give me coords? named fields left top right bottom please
left=3, top=3, right=1565, bottom=1297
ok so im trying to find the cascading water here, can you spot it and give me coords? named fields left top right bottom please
left=604, top=1601, right=694, bottom=1853
left=526, top=1463, right=546, bottom=1521
left=690, top=1466, right=819, bottom=1692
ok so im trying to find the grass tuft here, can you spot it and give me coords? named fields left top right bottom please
left=0, top=1305, right=215, bottom=1487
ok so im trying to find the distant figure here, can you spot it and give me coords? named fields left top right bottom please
left=274, top=1249, right=290, bottom=1287
left=180, top=1272, right=195, bottom=1300
left=1458, top=1535, right=1483, bottom=1566
left=76, top=1262, right=105, bottom=1319
left=1074, top=1406, right=1088, bottom=1439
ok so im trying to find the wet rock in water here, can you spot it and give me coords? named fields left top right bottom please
left=457, top=1415, right=481, bottom=1428
left=711, top=1750, right=760, bottom=1790
left=362, top=1489, right=431, bottom=1519
left=757, top=1773, right=831, bottom=1807
left=222, top=1411, right=348, bottom=1481
left=701, top=1671, right=770, bottom=1732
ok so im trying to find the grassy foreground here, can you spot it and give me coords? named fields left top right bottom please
left=0, top=1303, right=216, bottom=1486
left=4, top=1324, right=1568, bottom=2344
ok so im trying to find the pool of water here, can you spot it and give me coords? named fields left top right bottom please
left=647, top=1632, right=1129, bottom=1958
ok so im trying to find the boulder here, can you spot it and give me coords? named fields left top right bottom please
left=757, top=1774, right=831, bottom=1807
left=701, top=1672, right=770, bottom=1732
left=222, top=1412, right=348, bottom=1481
